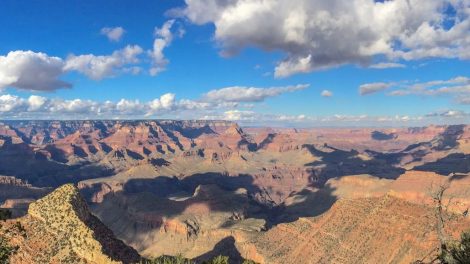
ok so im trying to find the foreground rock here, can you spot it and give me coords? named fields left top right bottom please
left=0, top=184, right=140, bottom=264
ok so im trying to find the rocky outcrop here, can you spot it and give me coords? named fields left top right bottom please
left=1, top=184, right=140, bottom=264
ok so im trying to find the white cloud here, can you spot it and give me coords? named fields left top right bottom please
left=222, top=110, right=257, bottom=121
left=275, top=55, right=313, bottom=78
left=321, top=90, right=333, bottom=97
left=100, top=27, right=125, bottom=42
left=50, top=98, right=101, bottom=113
left=0, top=46, right=147, bottom=91
left=0, top=93, right=212, bottom=119
left=202, top=110, right=312, bottom=124
left=386, top=76, right=470, bottom=99
left=149, top=93, right=176, bottom=111
left=359, top=82, right=393, bottom=95
left=0, top=95, right=26, bottom=112
left=369, top=62, right=406, bottom=69
left=115, top=99, right=146, bottom=115
left=0, top=50, right=71, bottom=91
left=64, top=45, right=143, bottom=80
left=426, top=110, right=470, bottom=118
left=149, top=20, right=183, bottom=76
left=202, top=84, right=308, bottom=102
left=175, top=0, right=470, bottom=77
left=27, top=95, right=47, bottom=111
left=2, top=93, right=470, bottom=126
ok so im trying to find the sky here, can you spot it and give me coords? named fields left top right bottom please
left=0, top=0, right=470, bottom=126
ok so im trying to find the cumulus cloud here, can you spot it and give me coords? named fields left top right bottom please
left=149, top=93, right=176, bottom=112
left=64, top=45, right=143, bottom=80
left=100, top=27, right=125, bottom=42
left=28, top=95, right=47, bottom=111
left=149, top=20, right=183, bottom=76
left=0, top=82, right=310, bottom=119
left=0, top=95, right=26, bottom=112
left=2, top=93, right=469, bottom=126
left=359, top=82, right=393, bottom=95
left=0, top=93, right=217, bottom=119
left=321, top=90, right=333, bottom=97
left=0, top=50, right=71, bottom=91
left=369, top=62, right=406, bottom=69
left=0, top=88, right=309, bottom=122
left=174, top=0, right=470, bottom=77
left=202, top=84, right=308, bottom=102
left=0, top=46, right=147, bottom=91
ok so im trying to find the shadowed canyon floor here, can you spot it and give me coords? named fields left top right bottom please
left=1, top=120, right=470, bottom=263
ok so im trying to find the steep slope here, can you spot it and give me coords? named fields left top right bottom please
left=0, top=184, right=140, bottom=264
left=249, top=196, right=470, bottom=264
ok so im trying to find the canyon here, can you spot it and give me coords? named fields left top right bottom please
left=1, top=120, right=470, bottom=263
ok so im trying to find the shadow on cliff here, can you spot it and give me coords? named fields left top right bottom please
left=119, top=172, right=264, bottom=199
left=414, top=153, right=470, bottom=175
left=432, top=124, right=465, bottom=151
left=82, top=172, right=271, bottom=231
left=0, top=139, right=114, bottom=188
left=371, top=131, right=397, bottom=141
left=269, top=183, right=338, bottom=225
left=193, top=236, right=247, bottom=264
left=302, top=144, right=405, bottom=187
left=166, top=124, right=217, bottom=139
left=83, top=170, right=340, bottom=230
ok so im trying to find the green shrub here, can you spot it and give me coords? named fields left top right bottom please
left=0, top=236, right=18, bottom=264
left=142, top=254, right=257, bottom=264
left=0, top=209, right=12, bottom=221
left=242, top=260, right=258, bottom=264
left=142, top=254, right=193, bottom=264
left=440, top=230, right=470, bottom=264
left=202, top=255, right=229, bottom=264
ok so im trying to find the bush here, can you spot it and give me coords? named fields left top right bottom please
left=202, top=255, right=229, bottom=264
left=142, top=254, right=192, bottom=264
left=0, top=209, right=12, bottom=221
left=0, top=236, right=17, bottom=264
left=440, top=230, right=470, bottom=264
left=143, top=254, right=258, bottom=264
left=242, top=260, right=258, bottom=264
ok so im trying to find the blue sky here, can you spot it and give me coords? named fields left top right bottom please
left=0, top=0, right=470, bottom=126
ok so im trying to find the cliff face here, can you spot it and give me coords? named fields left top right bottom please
left=1, top=184, right=140, bottom=264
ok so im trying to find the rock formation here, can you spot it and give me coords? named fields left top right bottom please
left=1, top=120, right=470, bottom=263
left=0, top=184, right=140, bottom=264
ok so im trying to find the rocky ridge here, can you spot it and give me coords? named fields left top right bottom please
left=1, top=184, right=140, bottom=264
